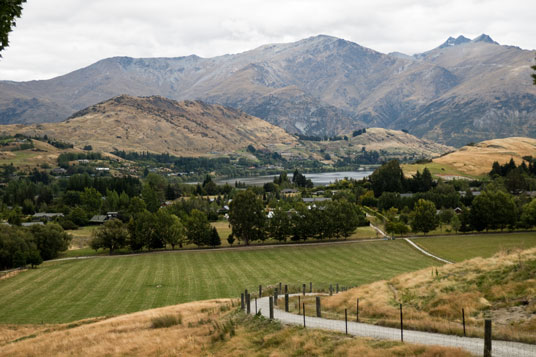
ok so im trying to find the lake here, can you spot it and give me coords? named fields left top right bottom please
left=214, top=170, right=373, bottom=186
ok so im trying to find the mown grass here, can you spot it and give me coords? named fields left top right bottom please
left=410, top=233, right=536, bottom=262
left=0, top=240, right=440, bottom=324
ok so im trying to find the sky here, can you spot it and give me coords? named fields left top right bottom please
left=0, top=0, right=534, bottom=81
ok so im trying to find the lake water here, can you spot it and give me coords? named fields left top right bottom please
left=215, top=170, right=373, bottom=186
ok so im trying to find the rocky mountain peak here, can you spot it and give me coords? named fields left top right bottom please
left=472, top=34, right=498, bottom=45
left=438, top=35, right=471, bottom=48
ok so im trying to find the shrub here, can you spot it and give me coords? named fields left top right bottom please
left=151, top=314, right=182, bottom=328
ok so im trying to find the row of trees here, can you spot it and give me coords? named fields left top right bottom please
left=228, top=190, right=368, bottom=245
left=90, top=207, right=221, bottom=254
left=0, top=223, right=71, bottom=270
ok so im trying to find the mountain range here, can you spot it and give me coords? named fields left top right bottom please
left=0, top=34, right=535, bottom=147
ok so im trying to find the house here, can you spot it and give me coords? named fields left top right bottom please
left=89, top=215, right=109, bottom=224
left=454, top=207, right=463, bottom=214
left=302, top=197, right=331, bottom=203
left=32, top=212, right=64, bottom=221
left=95, top=167, right=110, bottom=172
left=51, top=168, right=67, bottom=175
left=106, top=212, right=119, bottom=218
left=22, top=222, right=45, bottom=227
left=281, top=188, right=298, bottom=195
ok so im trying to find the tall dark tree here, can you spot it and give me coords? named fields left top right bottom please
left=209, top=227, right=221, bottom=247
left=370, top=160, right=406, bottom=197
left=185, top=209, right=212, bottom=246
left=0, top=0, right=25, bottom=56
left=228, top=190, right=266, bottom=245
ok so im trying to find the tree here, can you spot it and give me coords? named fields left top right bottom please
left=329, top=200, right=365, bottom=239
left=227, top=234, right=235, bottom=246
left=370, top=160, right=406, bottom=197
left=450, top=214, right=461, bottom=233
left=471, top=190, right=517, bottom=231
left=266, top=207, right=291, bottom=242
left=411, top=199, right=438, bottom=234
left=185, top=209, right=212, bottom=246
left=532, top=57, right=536, bottom=85
left=142, top=184, right=161, bottom=213
left=80, top=187, right=102, bottom=216
left=91, top=219, right=128, bottom=254
left=228, top=190, right=266, bottom=245
left=521, top=198, right=536, bottom=228
left=155, top=210, right=185, bottom=249
left=385, top=221, right=409, bottom=238
left=0, top=0, right=25, bottom=56
left=210, top=227, right=221, bottom=247
left=27, top=248, right=43, bottom=268
left=127, top=210, right=157, bottom=251
left=30, top=223, right=72, bottom=260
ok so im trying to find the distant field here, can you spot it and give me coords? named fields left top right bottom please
left=401, top=162, right=480, bottom=180
left=0, top=240, right=440, bottom=324
left=410, top=232, right=536, bottom=262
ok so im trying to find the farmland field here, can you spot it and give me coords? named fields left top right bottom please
left=0, top=240, right=440, bottom=324
left=410, top=232, right=536, bottom=262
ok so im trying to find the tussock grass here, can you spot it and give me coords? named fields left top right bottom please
left=0, top=299, right=471, bottom=356
left=315, top=247, right=536, bottom=343
left=150, top=314, right=182, bottom=328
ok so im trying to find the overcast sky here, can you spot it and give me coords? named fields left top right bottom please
left=0, top=0, right=534, bottom=81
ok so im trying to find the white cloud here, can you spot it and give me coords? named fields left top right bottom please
left=0, top=0, right=534, bottom=81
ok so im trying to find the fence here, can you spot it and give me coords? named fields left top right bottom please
left=238, top=283, right=536, bottom=357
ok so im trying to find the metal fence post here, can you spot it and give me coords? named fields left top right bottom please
left=484, top=319, right=492, bottom=357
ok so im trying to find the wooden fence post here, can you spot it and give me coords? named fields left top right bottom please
left=259, top=285, right=262, bottom=297
left=246, top=293, right=250, bottom=314
left=309, top=281, right=312, bottom=293
left=462, top=308, right=466, bottom=337
left=316, top=296, right=321, bottom=317
left=285, top=293, right=289, bottom=312
left=400, top=304, right=403, bottom=342
left=255, top=297, right=257, bottom=314
left=284, top=284, right=288, bottom=294
left=303, top=303, right=306, bottom=328
left=274, top=288, right=278, bottom=306
left=329, top=284, right=333, bottom=296
left=298, top=296, right=301, bottom=314
left=269, top=297, right=274, bottom=319
left=356, top=298, right=359, bottom=322
left=484, top=319, right=492, bottom=357
left=345, top=308, right=348, bottom=335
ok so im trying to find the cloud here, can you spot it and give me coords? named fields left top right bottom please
left=0, top=0, right=534, bottom=81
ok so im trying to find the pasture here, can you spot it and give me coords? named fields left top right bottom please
left=0, top=240, right=440, bottom=324
left=410, top=232, right=536, bottom=262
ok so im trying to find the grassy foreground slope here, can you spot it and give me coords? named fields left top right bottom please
left=0, top=300, right=470, bottom=357
left=411, top=233, right=536, bottom=262
left=0, top=240, right=440, bottom=324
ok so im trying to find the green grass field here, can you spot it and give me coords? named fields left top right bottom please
left=410, top=232, right=536, bottom=262
left=0, top=240, right=440, bottom=324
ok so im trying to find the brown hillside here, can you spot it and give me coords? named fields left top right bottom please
left=434, top=137, right=536, bottom=176
left=0, top=95, right=298, bottom=157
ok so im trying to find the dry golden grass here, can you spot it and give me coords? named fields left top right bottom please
left=0, top=299, right=471, bottom=357
left=318, top=247, right=536, bottom=343
left=434, top=136, right=536, bottom=176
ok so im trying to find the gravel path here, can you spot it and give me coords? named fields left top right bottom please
left=404, top=238, right=453, bottom=264
left=255, top=294, right=535, bottom=357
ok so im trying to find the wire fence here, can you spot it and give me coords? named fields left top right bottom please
left=239, top=283, right=536, bottom=357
